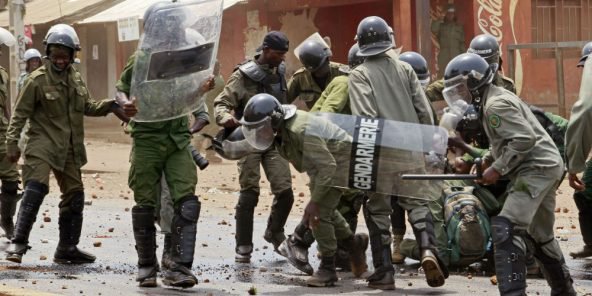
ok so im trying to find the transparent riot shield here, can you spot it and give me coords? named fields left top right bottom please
left=131, top=0, right=223, bottom=122
left=302, top=112, right=448, bottom=199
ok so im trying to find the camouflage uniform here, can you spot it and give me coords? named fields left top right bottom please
left=6, top=60, right=114, bottom=263
left=0, top=66, right=20, bottom=239
left=287, top=62, right=345, bottom=109
left=214, top=57, right=294, bottom=259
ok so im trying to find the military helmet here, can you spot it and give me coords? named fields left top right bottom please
left=444, top=53, right=494, bottom=91
left=355, top=16, right=394, bottom=57
left=467, top=34, right=500, bottom=67
left=44, top=24, right=81, bottom=51
left=45, top=28, right=79, bottom=57
left=240, top=94, right=285, bottom=151
left=399, top=51, right=430, bottom=80
left=241, top=94, right=285, bottom=129
left=348, top=43, right=364, bottom=68
left=298, top=40, right=332, bottom=72
left=578, top=41, right=592, bottom=67
left=24, top=48, right=42, bottom=62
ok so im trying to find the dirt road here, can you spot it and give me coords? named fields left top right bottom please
left=0, top=123, right=590, bottom=295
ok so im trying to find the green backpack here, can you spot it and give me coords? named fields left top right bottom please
left=443, top=186, right=492, bottom=267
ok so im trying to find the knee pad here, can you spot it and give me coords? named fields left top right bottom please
left=491, top=216, right=527, bottom=293
left=1, top=180, right=19, bottom=195
left=175, top=195, right=201, bottom=224
left=132, top=206, right=156, bottom=229
left=69, top=192, right=85, bottom=214
left=236, top=190, right=259, bottom=211
left=24, top=180, right=48, bottom=196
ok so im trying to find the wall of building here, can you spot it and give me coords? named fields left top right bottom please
left=469, top=0, right=583, bottom=116
left=218, top=0, right=396, bottom=78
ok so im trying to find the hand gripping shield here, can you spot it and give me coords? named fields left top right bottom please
left=302, top=112, right=448, bottom=200
left=131, top=0, right=223, bottom=122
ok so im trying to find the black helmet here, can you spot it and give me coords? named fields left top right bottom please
left=467, top=34, right=500, bottom=67
left=298, top=40, right=332, bottom=72
left=578, top=41, right=592, bottom=67
left=45, top=30, right=78, bottom=58
left=355, top=16, right=393, bottom=57
left=399, top=51, right=430, bottom=80
left=241, top=94, right=285, bottom=129
left=348, top=43, right=364, bottom=68
left=240, top=94, right=285, bottom=150
left=444, top=53, right=494, bottom=91
left=44, top=24, right=81, bottom=51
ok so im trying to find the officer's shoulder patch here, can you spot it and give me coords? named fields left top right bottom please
left=488, top=114, right=501, bottom=128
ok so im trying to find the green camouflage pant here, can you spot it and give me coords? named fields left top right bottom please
left=129, top=137, right=197, bottom=208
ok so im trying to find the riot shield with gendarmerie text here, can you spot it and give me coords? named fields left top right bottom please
left=302, top=112, right=448, bottom=199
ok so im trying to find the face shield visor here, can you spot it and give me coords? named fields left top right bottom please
left=212, top=128, right=259, bottom=160
left=440, top=75, right=473, bottom=131
left=419, top=76, right=431, bottom=90
left=241, top=116, right=276, bottom=150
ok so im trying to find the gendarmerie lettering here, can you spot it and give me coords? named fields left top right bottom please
left=353, top=118, right=379, bottom=190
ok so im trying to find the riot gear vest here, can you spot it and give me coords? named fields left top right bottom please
left=237, top=60, right=287, bottom=104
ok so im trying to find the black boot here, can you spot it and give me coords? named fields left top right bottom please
left=264, top=189, right=294, bottom=251
left=163, top=196, right=200, bottom=288
left=533, top=239, right=577, bottom=296
left=235, top=190, right=258, bottom=263
left=5, top=181, right=47, bottom=263
left=278, top=221, right=314, bottom=275
left=491, top=216, right=527, bottom=296
left=306, top=255, right=338, bottom=287
left=411, top=209, right=448, bottom=287
left=0, top=180, right=20, bottom=240
left=366, top=245, right=395, bottom=290
left=54, top=192, right=96, bottom=264
left=132, top=206, right=158, bottom=287
left=162, top=233, right=173, bottom=271
left=571, top=192, right=592, bottom=259
left=364, top=203, right=395, bottom=290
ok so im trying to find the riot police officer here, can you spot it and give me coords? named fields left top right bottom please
left=287, top=36, right=345, bottom=109
left=349, top=16, right=447, bottom=290
left=443, top=53, right=576, bottom=295
left=238, top=94, right=368, bottom=287
left=17, top=48, right=42, bottom=92
left=5, top=25, right=131, bottom=265
left=566, top=41, right=592, bottom=259
left=0, top=28, right=20, bottom=240
left=426, top=33, right=516, bottom=103
left=214, top=31, right=295, bottom=263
